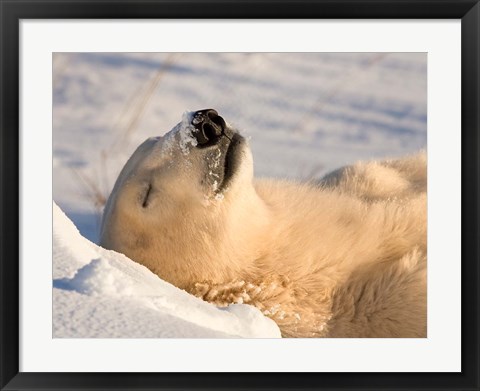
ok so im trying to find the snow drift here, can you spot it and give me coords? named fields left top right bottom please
left=52, top=202, right=281, bottom=338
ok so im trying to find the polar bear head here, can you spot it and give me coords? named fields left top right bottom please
left=100, top=110, right=270, bottom=288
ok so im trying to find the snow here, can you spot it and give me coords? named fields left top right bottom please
left=53, top=202, right=281, bottom=338
left=170, top=111, right=198, bottom=155
left=53, top=52, right=426, bottom=337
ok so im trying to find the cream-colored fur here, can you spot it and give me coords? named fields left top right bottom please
left=100, top=119, right=426, bottom=338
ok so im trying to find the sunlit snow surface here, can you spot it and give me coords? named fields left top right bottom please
left=53, top=202, right=281, bottom=338
left=53, top=53, right=426, bottom=337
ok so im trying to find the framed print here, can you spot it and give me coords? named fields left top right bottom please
left=1, top=0, right=479, bottom=390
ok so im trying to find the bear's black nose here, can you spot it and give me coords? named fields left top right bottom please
left=191, top=109, right=226, bottom=147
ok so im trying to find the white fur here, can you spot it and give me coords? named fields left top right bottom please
left=101, top=118, right=426, bottom=338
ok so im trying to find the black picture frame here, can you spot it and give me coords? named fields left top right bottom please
left=1, top=1, right=479, bottom=390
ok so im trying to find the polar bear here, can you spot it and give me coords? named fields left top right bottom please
left=100, top=109, right=427, bottom=338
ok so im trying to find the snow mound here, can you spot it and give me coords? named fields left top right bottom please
left=53, top=202, right=281, bottom=338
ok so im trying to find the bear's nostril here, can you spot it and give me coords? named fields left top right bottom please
left=191, top=109, right=225, bottom=147
left=211, top=115, right=226, bottom=131
left=202, top=123, right=221, bottom=140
